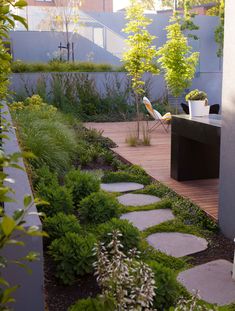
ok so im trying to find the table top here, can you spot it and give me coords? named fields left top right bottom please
left=173, top=114, right=222, bottom=128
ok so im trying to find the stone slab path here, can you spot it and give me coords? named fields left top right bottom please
left=101, top=182, right=144, bottom=193
left=147, top=232, right=208, bottom=258
left=121, top=209, right=175, bottom=231
left=118, top=193, right=161, bottom=206
left=177, top=260, right=235, bottom=306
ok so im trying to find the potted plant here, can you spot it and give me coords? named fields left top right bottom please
left=185, top=89, right=209, bottom=117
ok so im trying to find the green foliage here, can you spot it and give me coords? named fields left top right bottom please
left=214, top=0, right=224, bottom=57
left=120, top=199, right=172, bottom=214
left=11, top=60, right=117, bottom=73
left=79, top=192, right=120, bottom=224
left=185, top=89, right=207, bottom=101
left=157, top=16, right=199, bottom=97
left=43, top=213, right=81, bottom=241
left=96, top=218, right=141, bottom=253
left=102, top=165, right=151, bottom=185
left=12, top=96, right=77, bottom=172
left=36, top=181, right=74, bottom=217
left=149, top=261, right=186, bottom=310
left=69, top=296, right=116, bottom=311
left=123, top=0, right=159, bottom=95
left=137, top=183, right=177, bottom=199
left=49, top=232, right=96, bottom=285
left=172, top=198, right=218, bottom=232
left=65, top=169, right=100, bottom=207
left=180, top=0, right=199, bottom=40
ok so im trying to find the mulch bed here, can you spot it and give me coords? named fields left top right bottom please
left=44, top=250, right=100, bottom=311
left=188, top=231, right=234, bottom=266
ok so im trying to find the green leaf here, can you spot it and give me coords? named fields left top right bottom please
left=1, top=216, right=16, bottom=236
left=24, top=195, right=32, bottom=207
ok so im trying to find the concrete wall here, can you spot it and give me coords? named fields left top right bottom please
left=219, top=0, right=235, bottom=239
left=10, top=71, right=222, bottom=105
left=2, top=104, right=44, bottom=311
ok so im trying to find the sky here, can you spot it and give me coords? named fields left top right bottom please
left=113, top=0, right=161, bottom=12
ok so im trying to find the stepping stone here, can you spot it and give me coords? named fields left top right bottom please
left=101, top=182, right=144, bottom=193
left=118, top=193, right=161, bottom=206
left=147, top=232, right=208, bottom=257
left=121, top=209, right=175, bottom=231
left=177, top=260, right=235, bottom=306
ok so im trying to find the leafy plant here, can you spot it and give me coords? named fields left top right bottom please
left=36, top=181, right=74, bottom=217
left=214, top=0, right=224, bottom=57
left=157, top=15, right=199, bottom=98
left=69, top=296, right=116, bottom=311
left=79, top=192, right=120, bottom=224
left=122, top=0, right=159, bottom=139
left=65, top=169, right=100, bottom=207
left=49, top=232, right=96, bottom=285
left=185, top=89, right=207, bottom=101
left=149, top=261, right=186, bottom=310
left=171, top=294, right=218, bottom=311
left=96, top=218, right=141, bottom=253
left=94, top=230, right=156, bottom=310
left=43, top=213, right=81, bottom=241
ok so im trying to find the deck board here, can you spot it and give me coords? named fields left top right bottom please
left=86, top=121, right=218, bottom=220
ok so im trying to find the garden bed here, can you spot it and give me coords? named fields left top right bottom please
left=10, top=95, right=235, bottom=311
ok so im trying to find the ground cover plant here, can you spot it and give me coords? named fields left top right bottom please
left=11, top=93, right=234, bottom=311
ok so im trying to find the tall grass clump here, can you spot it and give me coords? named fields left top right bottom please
left=11, top=95, right=77, bottom=172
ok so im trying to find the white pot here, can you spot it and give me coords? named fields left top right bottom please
left=188, top=100, right=210, bottom=117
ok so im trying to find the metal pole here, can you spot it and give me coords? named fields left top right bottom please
left=72, top=42, right=75, bottom=62
left=233, top=238, right=235, bottom=280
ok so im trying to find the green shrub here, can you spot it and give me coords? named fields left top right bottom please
left=69, top=296, right=116, bottom=311
left=36, top=182, right=74, bottom=217
left=33, top=165, right=58, bottom=187
left=101, top=169, right=151, bottom=186
left=96, top=218, right=141, bottom=253
left=149, top=261, right=186, bottom=310
left=43, top=213, right=81, bottom=240
left=11, top=60, right=118, bottom=73
left=80, top=192, right=119, bottom=224
left=49, top=232, right=96, bottom=285
left=65, top=169, right=100, bottom=206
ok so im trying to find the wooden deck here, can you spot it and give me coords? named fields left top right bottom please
left=86, top=121, right=219, bottom=220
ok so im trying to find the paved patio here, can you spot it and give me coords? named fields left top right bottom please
left=86, top=121, right=219, bottom=220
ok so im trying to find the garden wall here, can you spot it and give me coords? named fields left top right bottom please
left=10, top=71, right=222, bottom=106
left=2, top=104, right=44, bottom=311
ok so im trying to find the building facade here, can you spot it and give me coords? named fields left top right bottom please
left=26, top=0, right=113, bottom=12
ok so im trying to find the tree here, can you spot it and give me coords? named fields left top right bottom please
left=43, top=0, right=83, bottom=61
left=214, top=0, right=224, bottom=57
left=162, top=0, right=221, bottom=13
left=123, top=0, right=159, bottom=139
left=180, top=0, right=199, bottom=40
left=156, top=15, right=199, bottom=98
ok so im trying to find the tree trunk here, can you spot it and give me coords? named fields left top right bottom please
left=135, top=92, right=140, bottom=140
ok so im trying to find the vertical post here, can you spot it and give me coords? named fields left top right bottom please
left=67, top=42, right=70, bottom=61
left=72, top=42, right=75, bottom=62
left=233, top=238, right=235, bottom=280
left=174, top=0, right=178, bottom=11
left=59, top=42, right=62, bottom=61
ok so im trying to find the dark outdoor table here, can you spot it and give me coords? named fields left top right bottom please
left=171, top=114, right=221, bottom=181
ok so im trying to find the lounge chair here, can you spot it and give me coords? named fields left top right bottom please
left=143, top=97, right=171, bottom=133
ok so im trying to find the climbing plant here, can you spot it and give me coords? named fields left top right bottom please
left=181, top=0, right=199, bottom=40
left=122, top=0, right=159, bottom=139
